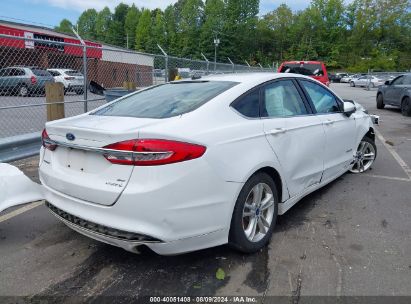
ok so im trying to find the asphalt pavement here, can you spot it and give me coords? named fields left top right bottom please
left=0, top=92, right=105, bottom=138
left=0, top=84, right=410, bottom=302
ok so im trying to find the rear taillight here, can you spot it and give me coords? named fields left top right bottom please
left=42, top=129, right=57, bottom=151
left=31, top=76, right=37, bottom=85
left=103, top=139, right=206, bottom=166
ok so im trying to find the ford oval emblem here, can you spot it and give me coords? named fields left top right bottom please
left=66, top=133, right=75, bottom=141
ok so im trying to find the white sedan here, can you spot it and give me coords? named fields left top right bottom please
left=39, top=73, right=377, bottom=255
left=47, top=69, right=84, bottom=94
left=350, top=75, right=385, bottom=88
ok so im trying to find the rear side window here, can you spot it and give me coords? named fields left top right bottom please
left=48, top=70, right=60, bottom=76
left=403, top=76, right=411, bottom=85
left=300, top=80, right=340, bottom=114
left=231, top=88, right=260, bottom=118
left=262, top=80, right=308, bottom=118
left=32, top=69, right=52, bottom=76
left=93, top=81, right=238, bottom=119
left=9, top=69, right=25, bottom=76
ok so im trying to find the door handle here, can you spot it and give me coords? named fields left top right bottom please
left=268, top=128, right=287, bottom=135
left=323, top=120, right=334, bottom=126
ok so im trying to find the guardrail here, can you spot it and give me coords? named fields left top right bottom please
left=0, top=132, right=41, bottom=162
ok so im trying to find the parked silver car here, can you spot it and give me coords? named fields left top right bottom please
left=377, top=73, right=411, bottom=116
left=0, top=66, right=54, bottom=97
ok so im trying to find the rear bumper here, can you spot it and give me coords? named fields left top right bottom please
left=40, top=159, right=242, bottom=255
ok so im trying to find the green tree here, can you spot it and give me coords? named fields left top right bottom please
left=125, top=4, right=141, bottom=49
left=152, top=10, right=166, bottom=52
left=77, top=9, right=98, bottom=40
left=55, top=19, right=73, bottom=34
left=200, top=0, right=225, bottom=59
left=95, top=7, right=112, bottom=43
left=107, top=3, right=129, bottom=46
left=135, top=9, right=153, bottom=52
left=164, top=5, right=178, bottom=54
left=178, top=0, right=204, bottom=57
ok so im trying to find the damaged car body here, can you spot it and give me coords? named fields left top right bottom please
left=2, top=73, right=379, bottom=255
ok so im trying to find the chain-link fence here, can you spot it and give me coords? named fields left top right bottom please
left=0, top=33, right=272, bottom=139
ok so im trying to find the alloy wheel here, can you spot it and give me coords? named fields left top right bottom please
left=350, top=140, right=376, bottom=173
left=242, top=183, right=275, bottom=243
left=19, top=86, right=28, bottom=97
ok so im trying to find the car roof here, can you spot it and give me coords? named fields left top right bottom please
left=281, top=61, right=324, bottom=64
left=47, top=68, right=75, bottom=72
left=200, top=72, right=314, bottom=85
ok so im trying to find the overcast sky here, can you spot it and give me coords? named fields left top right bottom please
left=1, top=0, right=331, bottom=27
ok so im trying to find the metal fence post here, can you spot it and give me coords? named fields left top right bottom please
left=201, top=53, right=209, bottom=75
left=82, top=45, right=88, bottom=111
left=366, top=68, right=371, bottom=91
left=228, top=57, right=234, bottom=73
left=72, top=27, right=88, bottom=112
left=245, top=60, right=251, bottom=71
left=158, top=45, right=168, bottom=83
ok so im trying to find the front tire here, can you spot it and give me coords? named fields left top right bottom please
left=350, top=136, right=377, bottom=173
left=350, top=81, right=355, bottom=87
left=401, top=97, right=411, bottom=117
left=229, top=172, right=278, bottom=253
left=376, top=94, right=385, bottom=109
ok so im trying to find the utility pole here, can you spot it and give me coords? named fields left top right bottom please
left=126, top=33, right=129, bottom=49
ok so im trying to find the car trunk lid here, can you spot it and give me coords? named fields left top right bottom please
left=40, top=115, right=166, bottom=206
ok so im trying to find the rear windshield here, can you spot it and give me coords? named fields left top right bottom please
left=92, top=81, right=238, bottom=119
left=65, top=70, right=83, bottom=76
left=32, top=69, right=52, bottom=77
left=280, top=63, right=324, bottom=76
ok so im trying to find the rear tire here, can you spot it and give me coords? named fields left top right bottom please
left=401, top=97, right=411, bottom=117
left=229, top=172, right=278, bottom=253
left=75, top=89, right=84, bottom=95
left=376, top=94, right=385, bottom=109
left=18, top=85, right=28, bottom=97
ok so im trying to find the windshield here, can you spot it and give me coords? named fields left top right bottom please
left=280, top=63, right=324, bottom=76
left=92, top=81, right=238, bottom=119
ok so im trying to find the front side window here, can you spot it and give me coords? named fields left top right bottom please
left=403, top=76, right=411, bottom=85
left=392, top=76, right=404, bottom=85
left=300, top=80, right=340, bottom=114
left=262, top=80, right=308, bottom=118
left=231, top=88, right=260, bottom=118
left=93, top=81, right=238, bottom=119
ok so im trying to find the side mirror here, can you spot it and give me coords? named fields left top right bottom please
left=384, top=80, right=391, bottom=85
left=343, top=101, right=356, bottom=117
